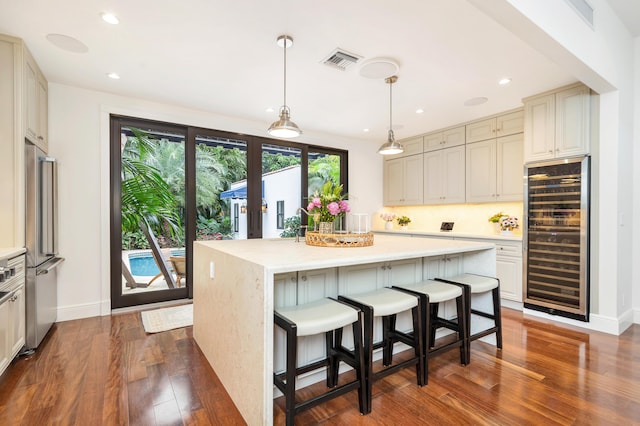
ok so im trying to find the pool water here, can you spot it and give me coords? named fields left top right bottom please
left=128, top=249, right=185, bottom=276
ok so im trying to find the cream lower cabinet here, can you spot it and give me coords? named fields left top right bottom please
left=465, top=133, right=523, bottom=203
left=0, top=296, right=11, bottom=374
left=423, top=145, right=465, bottom=205
left=523, top=83, right=591, bottom=163
left=383, top=154, right=424, bottom=206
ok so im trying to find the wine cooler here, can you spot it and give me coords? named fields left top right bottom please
left=524, top=156, right=590, bottom=321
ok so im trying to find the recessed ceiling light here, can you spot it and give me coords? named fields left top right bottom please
left=46, top=34, right=89, bottom=53
left=363, top=128, right=370, bottom=132
left=416, top=108, right=424, bottom=114
left=101, top=13, right=120, bottom=25
left=265, top=107, right=274, bottom=113
left=499, top=77, right=512, bottom=85
left=107, top=72, right=120, bottom=79
left=464, top=97, right=488, bottom=106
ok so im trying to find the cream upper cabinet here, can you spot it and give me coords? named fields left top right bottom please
left=24, top=47, right=48, bottom=152
left=466, top=110, right=524, bottom=144
left=385, top=136, right=423, bottom=159
left=524, top=83, right=590, bottom=163
left=423, top=145, right=465, bottom=205
left=423, top=125, right=465, bottom=152
left=466, top=133, right=523, bottom=203
left=383, top=154, right=424, bottom=206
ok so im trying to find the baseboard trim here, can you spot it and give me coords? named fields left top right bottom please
left=522, top=307, right=633, bottom=335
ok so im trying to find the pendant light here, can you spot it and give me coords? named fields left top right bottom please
left=377, top=75, right=404, bottom=155
left=268, top=35, right=302, bottom=138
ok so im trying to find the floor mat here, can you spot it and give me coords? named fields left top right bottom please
left=141, top=304, right=193, bottom=333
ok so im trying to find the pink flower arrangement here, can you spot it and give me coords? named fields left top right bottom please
left=380, top=212, right=396, bottom=222
left=306, top=182, right=350, bottom=222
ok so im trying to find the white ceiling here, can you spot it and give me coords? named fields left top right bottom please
left=0, top=0, right=635, bottom=145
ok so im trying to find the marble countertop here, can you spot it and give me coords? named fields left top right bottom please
left=0, top=247, right=26, bottom=261
left=195, top=234, right=495, bottom=274
left=374, top=229, right=523, bottom=241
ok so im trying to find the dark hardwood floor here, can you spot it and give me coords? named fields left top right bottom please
left=0, top=307, right=638, bottom=425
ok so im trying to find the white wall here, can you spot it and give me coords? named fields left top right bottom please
left=468, top=0, right=637, bottom=333
left=48, top=83, right=382, bottom=320
left=634, top=35, right=640, bottom=324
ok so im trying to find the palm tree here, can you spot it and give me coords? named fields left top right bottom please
left=121, top=127, right=182, bottom=287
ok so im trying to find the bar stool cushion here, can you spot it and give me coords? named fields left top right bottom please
left=344, top=287, right=418, bottom=317
left=276, top=298, right=359, bottom=337
left=401, top=280, right=462, bottom=302
left=444, top=273, right=498, bottom=293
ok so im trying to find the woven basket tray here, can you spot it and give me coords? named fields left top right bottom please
left=305, top=231, right=374, bottom=247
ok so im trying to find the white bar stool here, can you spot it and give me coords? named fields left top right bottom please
left=393, top=280, right=468, bottom=384
left=274, top=298, right=367, bottom=426
left=436, top=273, right=502, bottom=364
left=338, top=287, right=424, bottom=413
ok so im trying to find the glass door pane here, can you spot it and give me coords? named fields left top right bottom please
left=261, top=143, right=301, bottom=238
left=120, top=126, right=188, bottom=298
left=308, top=150, right=343, bottom=230
left=196, top=134, right=248, bottom=240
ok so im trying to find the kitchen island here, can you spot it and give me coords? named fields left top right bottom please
left=193, top=234, right=496, bottom=425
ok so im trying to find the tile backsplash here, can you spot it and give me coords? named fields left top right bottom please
left=375, top=202, right=524, bottom=236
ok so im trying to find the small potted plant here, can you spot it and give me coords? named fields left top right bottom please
left=397, top=215, right=411, bottom=230
left=489, top=212, right=506, bottom=234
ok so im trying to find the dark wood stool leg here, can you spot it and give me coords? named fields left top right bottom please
left=351, top=311, right=368, bottom=415
left=455, top=294, right=468, bottom=365
left=492, top=286, right=503, bottom=349
left=285, top=323, right=297, bottom=426
left=326, top=329, right=338, bottom=388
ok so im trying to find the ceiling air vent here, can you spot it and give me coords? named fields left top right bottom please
left=322, top=49, right=362, bottom=71
left=564, top=0, right=594, bottom=27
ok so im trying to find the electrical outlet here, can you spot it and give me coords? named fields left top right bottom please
left=209, top=261, right=215, bottom=279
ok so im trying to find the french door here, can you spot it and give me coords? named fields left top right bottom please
left=110, top=116, right=347, bottom=309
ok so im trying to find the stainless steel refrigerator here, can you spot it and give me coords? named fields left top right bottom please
left=25, top=142, right=64, bottom=351
left=523, top=156, right=590, bottom=321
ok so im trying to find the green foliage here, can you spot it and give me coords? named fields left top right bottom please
left=122, top=230, right=150, bottom=250
left=308, top=154, right=340, bottom=196
left=262, top=151, right=300, bottom=174
left=280, top=215, right=301, bottom=238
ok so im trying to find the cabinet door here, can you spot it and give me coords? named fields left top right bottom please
left=466, top=140, right=496, bottom=202
left=338, top=262, right=385, bottom=295
left=555, top=85, right=590, bottom=158
left=386, top=136, right=423, bottom=159
left=496, top=251, right=523, bottom=302
left=423, top=150, right=444, bottom=204
left=524, top=94, right=555, bottom=162
left=385, top=258, right=422, bottom=286
left=442, top=145, right=465, bottom=204
left=496, top=110, right=524, bottom=137
left=10, top=286, right=25, bottom=357
left=496, top=133, right=524, bottom=201
left=442, top=126, right=466, bottom=148
left=37, top=75, right=48, bottom=151
left=0, top=297, right=10, bottom=375
left=297, top=268, right=338, bottom=303
left=403, top=154, right=424, bottom=205
left=273, top=272, right=297, bottom=309
left=25, top=55, right=38, bottom=144
left=383, top=158, right=404, bottom=205
left=466, top=118, right=496, bottom=143
left=423, top=131, right=444, bottom=152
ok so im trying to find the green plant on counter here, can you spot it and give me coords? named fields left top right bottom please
left=488, top=212, right=506, bottom=223
left=397, top=215, right=411, bottom=226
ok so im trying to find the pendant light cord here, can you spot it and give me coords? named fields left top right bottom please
left=389, top=78, right=392, bottom=132
left=283, top=37, right=287, bottom=109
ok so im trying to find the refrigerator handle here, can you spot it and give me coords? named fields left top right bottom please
left=40, top=157, right=58, bottom=256
left=37, top=258, right=65, bottom=275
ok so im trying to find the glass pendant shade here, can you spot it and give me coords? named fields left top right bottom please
left=268, top=35, right=301, bottom=138
left=378, top=75, right=404, bottom=155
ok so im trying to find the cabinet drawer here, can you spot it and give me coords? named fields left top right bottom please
left=495, top=243, right=522, bottom=257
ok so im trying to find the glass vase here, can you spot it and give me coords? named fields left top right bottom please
left=318, top=221, right=334, bottom=234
